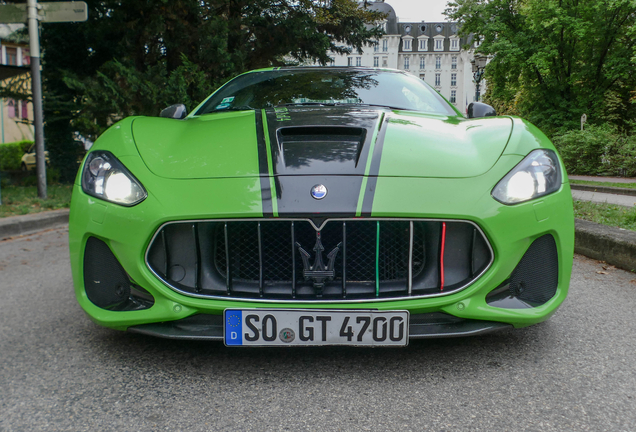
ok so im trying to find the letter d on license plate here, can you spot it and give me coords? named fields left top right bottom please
left=224, top=309, right=409, bottom=347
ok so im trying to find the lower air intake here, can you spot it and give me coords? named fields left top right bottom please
left=146, top=219, right=493, bottom=301
left=486, top=234, right=559, bottom=308
left=84, top=237, right=154, bottom=311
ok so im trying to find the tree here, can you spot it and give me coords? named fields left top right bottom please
left=446, top=0, right=636, bottom=135
left=40, top=0, right=385, bottom=182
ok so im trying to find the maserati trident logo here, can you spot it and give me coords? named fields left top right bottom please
left=311, top=184, right=327, bottom=200
left=296, top=232, right=342, bottom=292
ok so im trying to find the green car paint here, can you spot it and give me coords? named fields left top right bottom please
left=69, top=68, right=574, bottom=339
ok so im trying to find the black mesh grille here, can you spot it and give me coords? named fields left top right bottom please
left=513, top=234, right=559, bottom=306
left=84, top=237, right=154, bottom=311
left=147, top=219, right=492, bottom=301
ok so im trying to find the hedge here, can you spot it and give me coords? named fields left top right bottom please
left=552, top=125, right=636, bottom=178
left=0, top=140, right=33, bottom=171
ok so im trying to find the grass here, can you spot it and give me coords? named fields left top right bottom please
left=574, top=200, right=636, bottom=231
left=0, top=185, right=73, bottom=217
left=570, top=179, right=636, bottom=189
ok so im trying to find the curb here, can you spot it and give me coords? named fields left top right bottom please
left=571, top=183, right=636, bottom=197
left=1, top=210, right=635, bottom=274
left=0, top=209, right=69, bottom=239
left=574, top=218, right=636, bottom=272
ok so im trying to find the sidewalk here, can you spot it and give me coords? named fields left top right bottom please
left=571, top=189, right=636, bottom=207
left=0, top=209, right=69, bottom=238
left=569, top=175, right=636, bottom=184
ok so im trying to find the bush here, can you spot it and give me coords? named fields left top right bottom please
left=0, top=140, right=33, bottom=171
left=552, top=125, right=636, bottom=177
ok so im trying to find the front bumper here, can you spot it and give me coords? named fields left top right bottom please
left=127, top=313, right=512, bottom=340
left=69, top=168, right=575, bottom=336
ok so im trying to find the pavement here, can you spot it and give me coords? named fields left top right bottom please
left=571, top=189, right=636, bottom=207
left=569, top=175, right=636, bottom=183
left=0, top=179, right=635, bottom=272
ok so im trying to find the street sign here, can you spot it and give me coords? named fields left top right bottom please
left=0, top=1, right=88, bottom=24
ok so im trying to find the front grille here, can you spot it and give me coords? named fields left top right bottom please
left=146, top=219, right=493, bottom=301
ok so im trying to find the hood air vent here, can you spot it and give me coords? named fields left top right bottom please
left=276, top=127, right=367, bottom=172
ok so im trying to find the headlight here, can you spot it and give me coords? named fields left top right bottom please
left=492, top=149, right=562, bottom=205
left=81, top=151, right=147, bottom=206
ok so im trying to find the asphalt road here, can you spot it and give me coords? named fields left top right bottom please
left=1, top=228, right=636, bottom=431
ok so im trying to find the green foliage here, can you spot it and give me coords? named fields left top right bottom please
left=552, top=125, right=636, bottom=177
left=574, top=200, right=636, bottom=232
left=40, top=0, right=386, bottom=182
left=0, top=185, right=72, bottom=217
left=446, top=0, right=636, bottom=135
left=0, top=141, right=33, bottom=171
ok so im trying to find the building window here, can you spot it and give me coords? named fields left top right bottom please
left=420, top=74, right=425, bottom=81
left=403, top=39, right=412, bottom=51
left=419, top=39, right=427, bottom=51
left=450, top=90, right=457, bottom=103
left=329, top=57, right=335, bottom=66
left=404, top=56, right=410, bottom=70
left=7, top=99, right=15, bottom=118
left=356, top=57, right=362, bottom=67
left=383, top=39, right=388, bottom=52
left=450, top=39, right=459, bottom=51
left=374, top=56, right=379, bottom=67
left=419, top=56, right=425, bottom=70
left=382, top=57, right=388, bottom=67
left=6, top=48, right=17, bottom=66
left=21, top=100, right=28, bottom=119
left=374, top=42, right=379, bottom=53
left=451, top=56, right=457, bottom=69
left=451, top=73, right=457, bottom=86
left=435, top=56, right=441, bottom=69
left=348, top=57, right=353, bottom=66
left=435, top=73, right=441, bottom=86
left=435, top=39, right=444, bottom=51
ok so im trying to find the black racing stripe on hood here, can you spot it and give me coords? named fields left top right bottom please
left=255, top=110, right=274, bottom=217
left=360, top=115, right=390, bottom=217
left=261, top=106, right=385, bottom=219
left=263, top=106, right=382, bottom=177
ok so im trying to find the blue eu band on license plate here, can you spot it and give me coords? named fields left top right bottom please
left=224, top=309, right=409, bottom=347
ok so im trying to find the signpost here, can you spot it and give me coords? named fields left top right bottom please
left=0, top=1, right=87, bottom=201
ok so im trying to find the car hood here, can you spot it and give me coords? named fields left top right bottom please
left=132, top=107, right=513, bottom=179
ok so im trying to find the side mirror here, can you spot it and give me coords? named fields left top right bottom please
left=467, top=102, right=497, bottom=119
left=160, top=104, right=187, bottom=119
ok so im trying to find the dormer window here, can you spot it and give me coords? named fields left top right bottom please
left=434, top=38, right=444, bottom=51
left=403, top=38, right=412, bottom=51
left=450, top=37, right=460, bottom=51
left=418, top=37, right=428, bottom=51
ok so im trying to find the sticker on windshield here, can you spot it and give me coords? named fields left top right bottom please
left=221, top=97, right=235, bottom=104
left=215, top=103, right=230, bottom=110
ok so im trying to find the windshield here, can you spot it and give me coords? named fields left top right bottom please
left=195, top=69, right=457, bottom=116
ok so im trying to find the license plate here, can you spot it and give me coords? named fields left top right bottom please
left=224, top=309, right=409, bottom=347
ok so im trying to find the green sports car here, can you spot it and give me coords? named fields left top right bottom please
left=69, top=67, right=574, bottom=346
